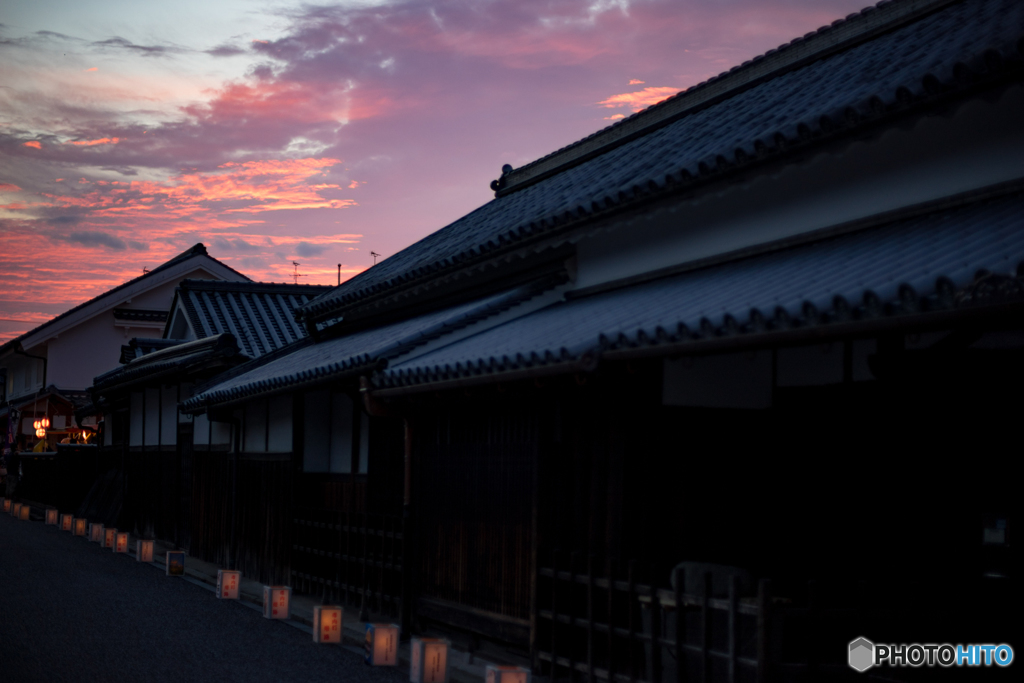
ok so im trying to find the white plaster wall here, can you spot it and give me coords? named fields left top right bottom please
left=576, top=84, right=1024, bottom=291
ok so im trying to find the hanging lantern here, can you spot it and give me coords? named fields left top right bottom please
left=103, top=527, right=117, bottom=548
left=45, top=509, right=58, bottom=525
left=61, top=513, right=73, bottom=531
left=41, top=416, right=50, bottom=429
left=217, top=570, right=241, bottom=599
left=20, top=504, right=31, bottom=521
left=33, top=420, right=40, bottom=430
left=73, top=518, right=87, bottom=535
left=89, top=522, right=104, bottom=542
left=411, top=638, right=450, bottom=683
left=35, top=428, right=46, bottom=438
left=312, top=605, right=343, bottom=644
left=137, top=540, right=154, bottom=563
left=115, top=531, right=129, bottom=553
left=263, top=586, right=291, bottom=619
left=166, top=551, right=185, bottom=576
left=364, top=624, right=400, bottom=665
left=485, top=665, right=531, bottom=683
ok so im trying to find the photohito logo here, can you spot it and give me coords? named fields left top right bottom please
left=848, top=637, right=1014, bottom=672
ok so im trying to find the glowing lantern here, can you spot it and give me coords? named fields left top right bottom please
left=1, top=498, right=8, bottom=512
left=115, top=531, right=129, bottom=553
left=166, top=551, right=185, bottom=576
left=73, top=518, right=87, bottom=535
left=33, top=420, right=40, bottom=430
left=89, top=522, right=104, bottom=542
left=12, top=503, right=21, bottom=517
left=411, top=638, right=450, bottom=683
left=46, top=509, right=58, bottom=525
left=485, top=665, right=532, bottom=683
left=103, top=527, right=117, bottom=548
left=40, top=417, right=50, bottom=429
left=364, top=623, right=400, bottom=665
left=35, top=428, right=46, bottom=438
left=312, top=605, right=343, bottom=644
left=137, top=540, right=154, bottom=563
left=263, top=586, right=291, bottom=619
left=61, top=513, right=73, bottom=531
left=20, top=504, right=31, bottom=521
left=217, top=570, right=241, bottom=599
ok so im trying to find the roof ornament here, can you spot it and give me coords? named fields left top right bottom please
left=490, top=164, right=514, bottom=193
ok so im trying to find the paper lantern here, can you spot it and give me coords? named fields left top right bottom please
left=35, top=428, right=46, bottom=438
left=485, top=665, right=531, bottom=683
left=313, top=605, right=343, bottom=644
left=166, top=551, right=185, bottom=576
left=41, top=416, right=50, bottom=429
left=73, top=518, right=87, bottom=535
left=103, top=527, right=117, bottom=548
left=46, top=509, right=58, bottom=525
left=263, top=586, right=291, bottom=619
left=12, top=503, right=22, bottom=518
left=115, top=532, right=129, bottom=553
left=411, top=638, right=450, bottom=683
left=33, top=420, right=40, bottom=430
left=89, top=522, right=104, bottom=542
left=61, top=513, right=73, bottom=531
left=217, top=570, right=241, bottom=599
left=364, top=623, right=400, bottom=665
left=1, top=498, right=8, bottom=512
left=137, top=540, right=154, bottom=563
left=20, top=505, right=31, bottom=521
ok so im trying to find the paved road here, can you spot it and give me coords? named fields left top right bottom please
left=0, top=513, right=408, bottom=683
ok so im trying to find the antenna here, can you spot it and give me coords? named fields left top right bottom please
left=291, top=261, right=307, bottom=285
left=370, top=251, right=381, bottom=265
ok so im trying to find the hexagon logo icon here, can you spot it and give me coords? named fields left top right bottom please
left=849, top=637, right=874, bottom=672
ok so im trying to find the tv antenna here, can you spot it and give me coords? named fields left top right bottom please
left=370, top=251, right=381, bottom=265
left=291, top=261, right=307, bottom=285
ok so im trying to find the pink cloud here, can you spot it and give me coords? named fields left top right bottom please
left=66, top=137, right=121, bottom=146
left=86, top=67, right=98, bottom=72
left=23, top=141, right=42, bottom=149
left=598, top=85, right=679, bottom=111
left=0, top=184, right=21, bottom=192
left=629, top=79, right=645, bottom=85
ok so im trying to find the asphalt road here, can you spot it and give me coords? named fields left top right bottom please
left=0, top=513, right=408, bottom=683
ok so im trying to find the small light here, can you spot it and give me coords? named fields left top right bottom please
left=33, top=420, right=40, bottom=430
left=45, top=509, right=58, bottom=525
left=89, top=522, right=104, bottom=542
left=103, top=527, right=117, bottom=548
left=137, top=540, right=154, bottom=563
left=20, top=504, right=31, bottom=521
left=40, top=416, right=50, bottom=429
left=1, top=498, right=9, bottom=513
left=12, top=503, right=22, bottom=518
left=263, top=586, right=291, bottom=619
left=364, top=623, right=400, bottom=665
left=61, top=513, right=73, bottom=531
left=217, top=570, right=241, bottom=599
left=35, top=428, right=46, bottom=438
left=166, top=551, right=185, bottom=576
left=411, top=637, right=449, bottom=683
left=485, top=665, right=532, bottom=683
left=73, top=518, right=87, bottom=535
left=115, top=532, right=129, bottom=553
left=313, top=605, right=343, bottom=644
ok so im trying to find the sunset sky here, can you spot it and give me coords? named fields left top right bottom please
left=0, top=0, right=871, bottom=342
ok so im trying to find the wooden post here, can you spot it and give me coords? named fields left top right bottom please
left=608, top=558, right=617, bottom=683
left=551, top=550, right=560, bottom=679
left=628, top=559, right=637, bottom=683
left=807, top=580, right=818, bottom=678
left=587, top=555, right=595, bottom=681
left=674, top=566, right=685, bottom=683
left=650, top=570, right=663, bottom=683
left=569, top=552, right=579, bottom=683
left=756, top=579, right=771, bottom=683
left=728, top=575, right=738, bottom=683
left=701, top=572, right=711, bottom=683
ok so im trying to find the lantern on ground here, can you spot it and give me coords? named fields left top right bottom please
left=411, top=638, right=450, bottom=683
left=89, top=523, right=104, bottom=542
left=60, top=513, right=73, bottom=531
left=20, top=504, right=31, bottom=521
left=137, top=540, right=154, bottom=563
left=1, top=498, right=9, bottom=513
left=103, top=527, right=117, bottom=548
left=73, top=518, right=87, bottom=535
left=12, top=503, right=22, bottom=518
left=166, top=551, right=185, bottom=576
left=46, top=509, right=58, bottom=525
left=115, top=531, right=129, bottom=553
left=485, top=665, right=531, bottom=683
left=312, top=605, right=343, bottom=644
left=364, top=624, right=400, bottom=665
left=263, top=586, right=291, bottom=619
left=217, top=570, right=241, bottom=599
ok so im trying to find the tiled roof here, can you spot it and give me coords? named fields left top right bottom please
left=94, top=334, right=241, bottom=393
left=0, top=243, right=249, bottom=356
left=298, top=0, right=1024, bottom=326
left=181, top=278, right=561, bottom=411
left=172, top=280, right=332, bottom=359
left=119, top=337, right=186, bottom=364
left=375, top=189, right=1024, bottom=390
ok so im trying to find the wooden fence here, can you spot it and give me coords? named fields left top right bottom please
left=291, top=507, right=405, bottom=621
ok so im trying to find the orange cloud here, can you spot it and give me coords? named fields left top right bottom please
left=598, top=86, right=679, bottom=112
left=86, top=67, right=98, bottom=72
left=629, top=79, right=645, bottom=85
left=66, top=137, right=121, bottom=146
left=0, top=184, right=21, bottom=192
left=604, top=114, right=626, bottom=120
left=23, top=141, right=42, bottom=149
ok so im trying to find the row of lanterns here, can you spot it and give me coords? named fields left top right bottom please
left=33, top=416, right=50, bottom=438
left=4, top=497, right=531, bottom=683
